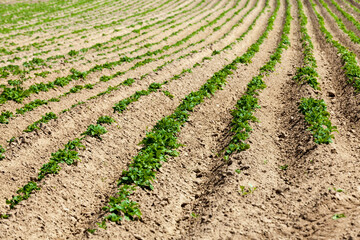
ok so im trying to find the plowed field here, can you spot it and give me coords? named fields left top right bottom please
left=0, top=0, right=359, bottom=239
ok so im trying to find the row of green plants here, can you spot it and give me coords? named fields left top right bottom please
left=310, top=0, right=360, bottom=92
left=221, top=0, right=268, bottom=51
left=0, top=0, right=268, bottom=174
left=293, top=0, right=320, bottom=89
left=329, top=0, right=360, bottom=31
left=4, top=116, right=113, bottom=211
left=213, top=0, right=251, bottom=32
left=0, top=67, right=86, bottom=105
left=0, top=0, right=243, bottom=125
left=295, top=0, right=336, bottom=144
left=24, top=63, right=198, bottom=134
left=0, top=0, right=164, bottom=42
left=237, top=0, right=280, bottom=64
left=318, top=0, right=360, bottom=43
left=0, top=57, right=47, bottom=80
left=93, top=0, right=283, bottom=230
left=224, top=0, right=290, bottom=159
left=342, top=0, right=360, bottom=14
left=3, top=0, right=188, bottom=62
left=0, top=0, right=202, bottom=83
left=298, top=98, right=337, bottom=144
left=0, top=0, right=231, bottom=106
left=1, top=59, right=203, bottom=217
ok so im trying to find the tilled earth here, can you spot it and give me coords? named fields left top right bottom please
left=0, top=0, right=359, bottom=239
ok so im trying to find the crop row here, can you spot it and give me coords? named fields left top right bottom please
left=0, top=0, right=205, bottom=82
left=0, top=0, right=248, bottom=126
left=0, top=0, right=185, bottom=63
left=0, top=58, right=203, bottom=218
left=295, top=0, right=336, bottom=144
left=318, top=0, right=360, bottom=44
left=91, top=0, right=279, bottom=230
left=0, top=0, right=266, bottom=165
left=224, top=0, right=289, bottom=159
left=0, top=0, right=270, bottom=215
left=342, top=0, right=360, bottom=15
left=0, top=0, right=169, bottom=41
left=309, top=0, right=360, bottom=91
left=0, top=0, right=227, bottom=103
left=329, top=0, right=360, bottom=31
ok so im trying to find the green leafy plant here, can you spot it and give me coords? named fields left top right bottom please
left=239, top=184, right=257, bottom=195
left=81, top=124, right=107, bottom=140
left=0, top=214, right=9, bottom=219
left=223, top=0, right=290, bottom=160
left=0, top=111, right=13, bottom=124
left=97, top=116, right=115, bottom=125
left=279, top=164, right=288, bottom=170
left=87, top=229, right=96, bottom=234
left=6, top=181, right=40, bottom=209
left=294, top=0, right=320, bottom=90
left=162, top=90, right=174, bottom=99
left=0, top=145, right=5, bottom=160
left=24, top=112, right=57, bottom=132
left=298, top=98, right=337, bottom=144
left=332, top=213, right=346, bottom=220
left=96, top=221, right=107, bottom=229
left=191, top=212, right=199, bottom=218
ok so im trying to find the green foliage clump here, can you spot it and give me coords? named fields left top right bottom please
left=6, top=181, right=40, bottom=209
left=298, top=98, right=337, bottom=144
left=24, top=112, right=57, bottom=132
left=0, top=145, right=5, bottom=160
left=223, top=0, right=290, bottom=159
left=97, top=116, right=115, bottom=125
left=81, top=124, right=107, bottom=140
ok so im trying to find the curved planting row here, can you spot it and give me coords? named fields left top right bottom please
left=3, top=0, right=268, bottom=216
left=309, top=0, right=360, bottom=91
left=87, top=0, right=279, bottom=231
left=1, top=0, right=358, bottom=239
left=295, top=0, right=337, bottom=144
left=0, top=0, right=247, bottom=127
left=0, top=0, right=268, bottom=173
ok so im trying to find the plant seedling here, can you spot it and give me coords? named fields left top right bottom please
left=279, top=164, right=288, bottom=170
left=239, top=184, right=257, bottom=195
left=0, top=214, right=9, bottom=219
left=0, top=145, right=5, bottom=160
left=332, top=213, right=345, bottom=220
left=81, top=124, right=107, bottom=140
left=191, top=212, right=199, bottom=218
left=87, top=229, right=96, bottom=234
left=96, top=220, right=107, bottom=229
left=97, top=116, right=115, bottom=125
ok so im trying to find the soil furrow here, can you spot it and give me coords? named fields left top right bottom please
left=0, top=0, right=257, bottom=143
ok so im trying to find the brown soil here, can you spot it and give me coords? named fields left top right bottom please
left=0, top=0, right=359, bottom=239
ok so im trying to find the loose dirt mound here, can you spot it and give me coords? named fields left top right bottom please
left=0, top=0, right=359, bottom=239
